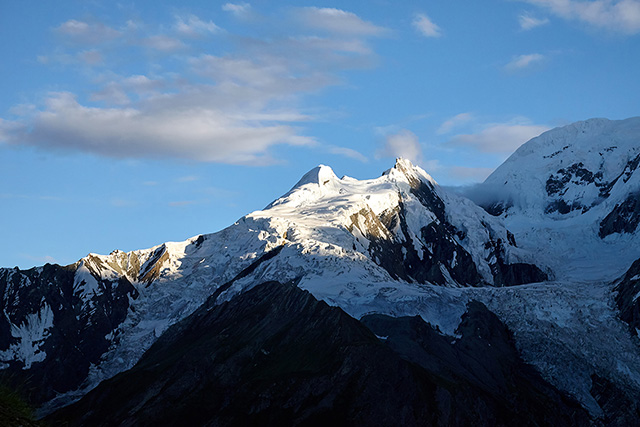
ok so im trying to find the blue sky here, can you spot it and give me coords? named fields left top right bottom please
left=1, top=0, right=639, bottom=268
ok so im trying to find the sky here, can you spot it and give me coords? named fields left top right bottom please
left=1, top=0, right=639, bottom=269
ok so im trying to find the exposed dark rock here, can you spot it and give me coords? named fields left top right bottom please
left=622, top=154, right=640, bottom=183
left=49, top=281, right=437, bottom=427
left=139, top=245, right=170, bottom=285
left=208, top=244, right=285, bottom=302
left=545, top=199, right=585, bottom=215
left=363, top=301, right=590, bottom=426
left=483, top=236, right=548, bottom=286
left=49, top=283, right=591, bottom=427
left=599, top=192, right=640, bottom=238
left=614, top=258, right=640, bottom=337
left=0, top=384, right=42, bottom=427
left=0, top=264, right=137, bottom=404
left=483, top=201, right=511, bottom=217
left=394, top=159, right=446, bottom=223
left=349, top=202, right=484, bottom=287
left=546, top=162, right=601, bottom=197
left=348, top=177, right=545, bottom=287
left=590, top=374, right=640, bottom=427
left=491, top=261, right=547, bottom=286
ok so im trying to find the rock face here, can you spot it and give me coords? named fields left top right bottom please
left=599, top=192, right=640, bottom=238
left=614, top=258, right=640, bottom=337
left=590, top=374, right=640, bottom=427
left=49, top=281, right=589, bottom=427
left=0, top=263, right=137, bottom=403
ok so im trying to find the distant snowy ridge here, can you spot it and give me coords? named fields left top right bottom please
left=476, top=117, right=640, bottom=282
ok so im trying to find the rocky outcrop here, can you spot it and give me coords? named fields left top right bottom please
left=350, top=202, right=485, bottom=287
left=599, top=192, right=640, bottom=238
left=590, top=374, right=640, bottom=426
left=614, top=258, right=640, bottom=337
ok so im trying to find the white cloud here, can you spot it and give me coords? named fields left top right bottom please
left=294, top=7, right=388, bottom=36
left=437, top=113, right=473, bottom=134
left=55, top=20, right=121, bottom=43
left=140, top=35, right=186, bottom=51
left=222, top=3, right=251, bottom=16
left=0, top=92, right=313, bottom=165
left=449, top=119, right=550, bottom=154
left=174, top=15, right=221, bottom=37
left=78, top=49, right=104, bottom=65
left=122, top=75, right=164, bottom=93
left=90, top=83, right=131, bottom=105
left=505, top=53, right=545, bottom=71
left=38, top=50, right=104, bottom=67
left=522, top=0, right=640, bottom=34
left=327, top=146, right=368, bottom=162
left=412, top=13, right=442, bottom=38
left=89, top=75, right=164, bottom=105
left=376, top=129, right=423, bottom=163
left=519, top=13, right=550, bottom=30
left=21, top=254, right=59, bottom=265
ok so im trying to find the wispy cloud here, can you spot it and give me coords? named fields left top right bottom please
left=519, top=13, right=550, bottom=30
left=139, top=35, right=187, bottom=51
left=412, top=13, right=442, bottom=38
left=448, top=118, right=549, bottom=154
left=505, top=53, right=545, bottom=71
left=1, top=9, right=387, bottom=165
left=20, top=254, right=59, bottom=265
left=78, top=49, right=104, bottom=65
left=521, top=0, right=640, bottom=34
left=437, top=113, right=473, bottom=134
left=327, top=146, right=368, bottom=162
left=174, top=14, right=221, bottom=37
left=222, top=3, right=251, bottom=17
left=293, top=7, right=389, bottom=36
left=448, top=166, right=495, bottom=182
left=376, top=129, right=424, bottom=164
left=55, top=19, right=121, bottom=43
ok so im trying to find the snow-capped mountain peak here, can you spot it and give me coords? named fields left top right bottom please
left=482, top=116, right=640, bottom=217
left=475, top=116, right=640, bottom=282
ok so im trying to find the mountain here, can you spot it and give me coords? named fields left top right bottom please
left=476, top=117, right=640, bottom=281
left=1, top=117, right=640, bottom=424
left=0, top=158, right=546, bottom=408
